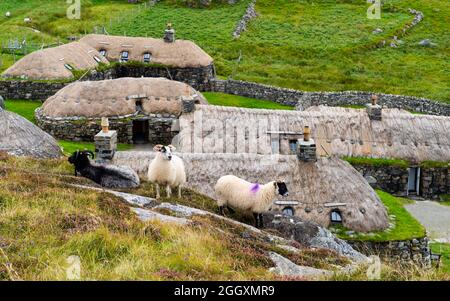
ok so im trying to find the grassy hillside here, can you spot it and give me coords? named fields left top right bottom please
left=0, top=1, right=448, bottom=102
left=334, top=190, right=426, bottom=242
left=107, top=0, right=449, bottom=102
left=0, top=154, right=353, bottom=280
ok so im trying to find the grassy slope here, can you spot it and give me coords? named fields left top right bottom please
left=0, top=1, right=448, bottom=101
left=4, top=100, right=132, bottom=154
left=107, top=0, right=449, bottom=102
left=335, top=190, right=426, bottom=242
left=203, top=92, right=293, bottom=110
left=0, top=155, right=352, bottom=280
left=430, top=243, right=450, bottom=275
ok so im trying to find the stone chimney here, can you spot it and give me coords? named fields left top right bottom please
left=366, top=95, right=382, bottom=121
left=164, top=23, right=175, bottom=43
left=297, top=126, right=317, bottom=162
left=95, top=117, right=117, bottom=163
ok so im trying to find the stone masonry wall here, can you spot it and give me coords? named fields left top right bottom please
left=352, top=164, right=449, bottom=199
left=35, top=108, right=178, bottom=145
left=348, top=237, right=431, bottom=266
left=1, top=64, right=215, bottom=100
left=209, top=79, right=450, bottom=116
left=0, top=80, right=67, bottom=100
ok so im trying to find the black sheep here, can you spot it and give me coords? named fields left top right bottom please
left=68, top=150, right=140, bottom=188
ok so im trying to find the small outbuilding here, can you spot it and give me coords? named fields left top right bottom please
left=0, top=107, right=61, bottom=158
left=36, top=77, right=207, bottom=145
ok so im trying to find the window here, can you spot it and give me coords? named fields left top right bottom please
left=143, top=52, right=152, bottom=63
left=93, top=56, right=102, bottom=63
left=282, top=206, right=294, bottom=216
left=99, top=49, right=107, bottom=57
left=330, top=210, right=342, bottom=223
left=289, top=140, right=298, bottom=154
left=64, top=63, right=74, bottom=71
left=120, top=51, right=129, bottom=62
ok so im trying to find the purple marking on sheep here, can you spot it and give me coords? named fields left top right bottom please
left=250, top=183, right=260, bottom=194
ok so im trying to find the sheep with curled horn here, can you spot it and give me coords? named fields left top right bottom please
left=68, top=150, right=140, bottom=188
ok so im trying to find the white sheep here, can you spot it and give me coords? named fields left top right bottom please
left=214, top=175, right=289, bottom=228
left=24, top=17, right=32, bottom=23
left=147, top=144, right=186, bottom=199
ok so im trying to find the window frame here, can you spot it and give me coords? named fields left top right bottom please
left=143, top=52, right=152, bottom=63
left=330, top=209, right=343, bottom=223
left=99, top=49, right=107, bottom=57
left=120, top=51, right=129, bottom=62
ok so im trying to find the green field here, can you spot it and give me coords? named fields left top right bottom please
left=4, top=99, right=132, bottom=155
left=0, top=0, right=448, bottom=102
left=334, top=190, right=426, bottom=242
left=430, top=243, right=450, bottom=274
left=203, top=92, right=294, bottom=110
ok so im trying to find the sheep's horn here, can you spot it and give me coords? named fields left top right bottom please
left=83, top=150, right=95, bottom=158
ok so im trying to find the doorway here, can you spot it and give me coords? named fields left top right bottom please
left=407, top=167, right=420, bottom=195
left=132, top=120, right=149, bottom=144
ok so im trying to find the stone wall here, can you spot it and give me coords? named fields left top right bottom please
left=88, top=63, right=216, bottom=92
left=352, top=164, right=449, bottom=199
left=420, top=167, right=450, bottom=199
left=348, top=237, right=431, bottom=266
left=233, top=0, right=257, bottom=39
left=35, top=108, right=178, bottom=145
left=209, top=79, right=450, bottom=116
left=0, top=80, right=67, bottom=100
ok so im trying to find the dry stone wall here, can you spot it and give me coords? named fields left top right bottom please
left=35, top=108, right=178, bottom=145
left=209, top=79, right=450, bottom=116
left=353, top=164, right=449, bottom=199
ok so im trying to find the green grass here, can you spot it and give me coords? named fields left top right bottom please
left=203, top=92, right=294, bottom=110
left=4, top=99, right=133, bottom=155
left=344, top=156, right=410, bottom=168
left=108, top=0, right=449, bottom=103
left=0, top=1, right=448, bottom=102
left=0, top=155, right=353, bottom=280
left=335, top=190, right=426, bottom=242
left=438, top=194, right=450, bottom=207
left=419, top=160, right=450, bottom=169
left=4, top=99, right=41, bottom=123
left=58, top=140, right=132, bottom=156
left=430, top=243, right=450, bottom=275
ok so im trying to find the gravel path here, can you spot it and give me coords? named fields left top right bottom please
left=405, top=201, right=450, bottom=243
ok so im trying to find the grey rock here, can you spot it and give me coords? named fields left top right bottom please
left=262, top=213, right=368, bottom=262
left=268, top=252, right=331, bottom=278
left=372, top=28, right=383, bottom=34
left=418, top=39, right=436, bottom=47
left=131, top=207, right=189, bottom=225
left=0, top=95, right=4, bottom=109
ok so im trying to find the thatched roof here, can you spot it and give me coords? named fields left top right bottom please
left=0, top=107, right=61, bottom=158
left=79, top=34, right=213, bottom=68
left=40, top=77, right=207, bottom=118
left=2, top=42, right=108, bottom=80
left=179, top=105, right=450, bottom=163
left=113, top=152, right=389, bottom=232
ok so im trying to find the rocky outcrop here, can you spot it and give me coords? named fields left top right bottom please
left=262, top=213, right=368, bottom=262
left=0, top=108, right=62, bottom=159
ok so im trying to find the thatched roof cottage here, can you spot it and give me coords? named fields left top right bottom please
left=113, top=152, right=389, bottom=232
left=35, top=77, right=207, bottom=144
left=79, top=34, right=213, bottom=68
left=2, top=42, right=108, bottom=80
